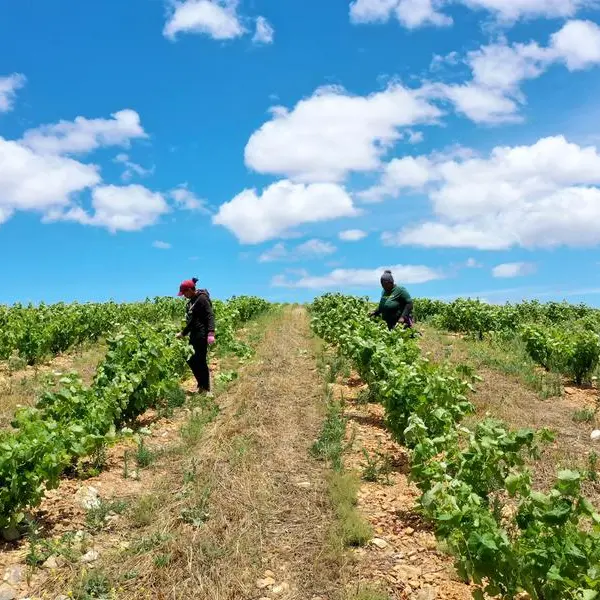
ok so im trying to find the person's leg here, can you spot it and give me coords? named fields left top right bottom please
left=187, top=346, right=203, bottom=390
left=197, top=338, right=210, bottom=392
left=192, top=336, right=210, bottom=392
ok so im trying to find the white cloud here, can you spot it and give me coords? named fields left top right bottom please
left=164, top=0, right=245, bottom=40
left=550, top=19, right=600, bottom=69
left=259, top=238, right=336, bottom=262
left=273, top=263, right=444, bottom=288
left=170, top=185, right=210, bottom=213
left=61, top=184, right=169, bottom=232
left=253, top=16, right=274, bottom=44
left=339, top=229, right=367, bottom=241
left=492, top=262, right=536, bottom=278
left=0, top=137, right=100, bottom=220
left=153, top=240, right=172, bottom=249
left=213, top=179, right=358, bottom=243
left=360, top=155, right=436, bottom=201
left=379, top=135, right=600, bottom=250
left=244, top=84, right=441, bottom=183
left=21, top=109, right=147, bottom=155
left=350, top=0, right=452, bottom=28
left=0, top=74, right=26, bottom=113
left=433, top=20, right=600, bottom=124
left=114, top=153, right=153, bottom=181
left=350, top=0, right=593, bottom=29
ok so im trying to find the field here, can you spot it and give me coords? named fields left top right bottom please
left=0, top=295, right=598, bottom=600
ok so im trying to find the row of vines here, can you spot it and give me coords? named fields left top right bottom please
left=0, top=296, right=270, bottom=534
left=414, top=298, right=600, bottom=385
left=311, top=293, right=600, bottom=600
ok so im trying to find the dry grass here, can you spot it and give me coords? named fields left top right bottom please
left=0, top=342, right=106, bottom=428
left=38, top=307, right=345, bottom=599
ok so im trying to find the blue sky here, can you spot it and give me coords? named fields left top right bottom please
left=1, top=0, right=600, bottom=305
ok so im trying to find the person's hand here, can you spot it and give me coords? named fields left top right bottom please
left=207, top=333, right=216, bottom=345
left=399, top=317, right=405, bottom=324
left=175, top=332, right=184, bottom=339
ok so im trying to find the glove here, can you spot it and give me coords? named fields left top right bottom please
left=207, top=333, right=216, bottom=345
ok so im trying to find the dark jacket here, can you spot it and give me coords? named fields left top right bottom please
left=181, top=290, right=215, bottom=341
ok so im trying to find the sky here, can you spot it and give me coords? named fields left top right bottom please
left=2, top=0, right=600, bottom=306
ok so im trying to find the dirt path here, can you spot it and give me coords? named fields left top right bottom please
left=419, top=326, right=600, bottom=504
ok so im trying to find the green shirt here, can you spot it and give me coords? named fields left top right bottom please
left=377, top=285, right=412, bottom=326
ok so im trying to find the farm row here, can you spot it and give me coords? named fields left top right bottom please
left=311, top=293, right=600, bottom=600
left=0, top=296, right=270, bottom=537
left=414, top=298, right=600, bottom=385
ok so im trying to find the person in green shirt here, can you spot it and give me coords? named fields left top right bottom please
left=369, top=270, right=414, bottom=330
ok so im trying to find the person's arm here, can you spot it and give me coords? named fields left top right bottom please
left=400, top=300, right=414, bottom=320
left=391, top=287, right=412, bottom=321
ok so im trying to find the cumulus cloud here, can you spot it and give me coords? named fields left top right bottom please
left=272, top=263, right=444, bottom=288
left=253, top=16, right=274, bottom=44
left=339, top=229, right=367, bottom=241
left=213, top=179, right=358, bottom=244
left=0, top=137, right=100, bottom=221
left=432, top=20, right=600, bottom=123
left=244, top=84, right=441, bottom=183
left=378, top=135, right=600, bottom=250
left=492, top=262, right=536, bottom=278
left=0, top=74, right=26, bottom=113
left=163, top=0, right=245, bottom=40
left=21, top=109, right=147, bottom=155
left=153, top=240, right=172, bottom=249
left=350, top=0, right=452, bottom=28
left=350, top=0, right=593, bottom=29
left=259, top=238, right=336, bottom=262
left=60, top=184, right=169, bottom=232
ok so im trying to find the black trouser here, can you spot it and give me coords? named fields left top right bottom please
left=188, top=335, right=210, bottom=391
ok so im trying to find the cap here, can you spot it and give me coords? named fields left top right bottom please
left=178, top=279, right=196, bottom=296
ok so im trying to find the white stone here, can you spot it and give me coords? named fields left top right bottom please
left=75, top=486, right=100, bottom=510
left=80, top=550, right=99, bottom=564
left=0, top=585, right=15, bottom=600
left=2, top=566, right=23, bottom=586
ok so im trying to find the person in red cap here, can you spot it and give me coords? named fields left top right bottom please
left=176, top=277, right=216, bottom=393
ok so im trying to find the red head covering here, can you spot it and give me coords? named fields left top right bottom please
left=177, top=279, right=196, bottom=296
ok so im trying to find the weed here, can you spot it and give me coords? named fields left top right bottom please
left=86, top=499, right=128, bottom=532
left=311, top=399, right=346, bottom=471
left=73, top=570, right=111, bottom=599
left=587, top=451, right=598, bottom=482
left=573, top=408, right=596, bottom=423
left=130, top=532, right=172, bottom=554
left=360, top=448, right=393, bottom=484
left=134, top=438, right=156, bottom=468
left=329, top=472, right=372, bottom=547
left=130, top=494, right=161, bottom=528
left=181, top=397, right=219, bottom=446
left=180, top=486, right=211, bottom=527
left=26, top=530, right=81, bottom=567
left=154, top=552, right=172, bottom=568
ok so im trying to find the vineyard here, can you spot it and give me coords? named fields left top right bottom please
left=311, top=294, right=600, bottom=600
left=414, top=298, right=600, bottom=385
left=0, top=293, right=599, bottom=599
left=0, top=296, right=269, bottom=538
